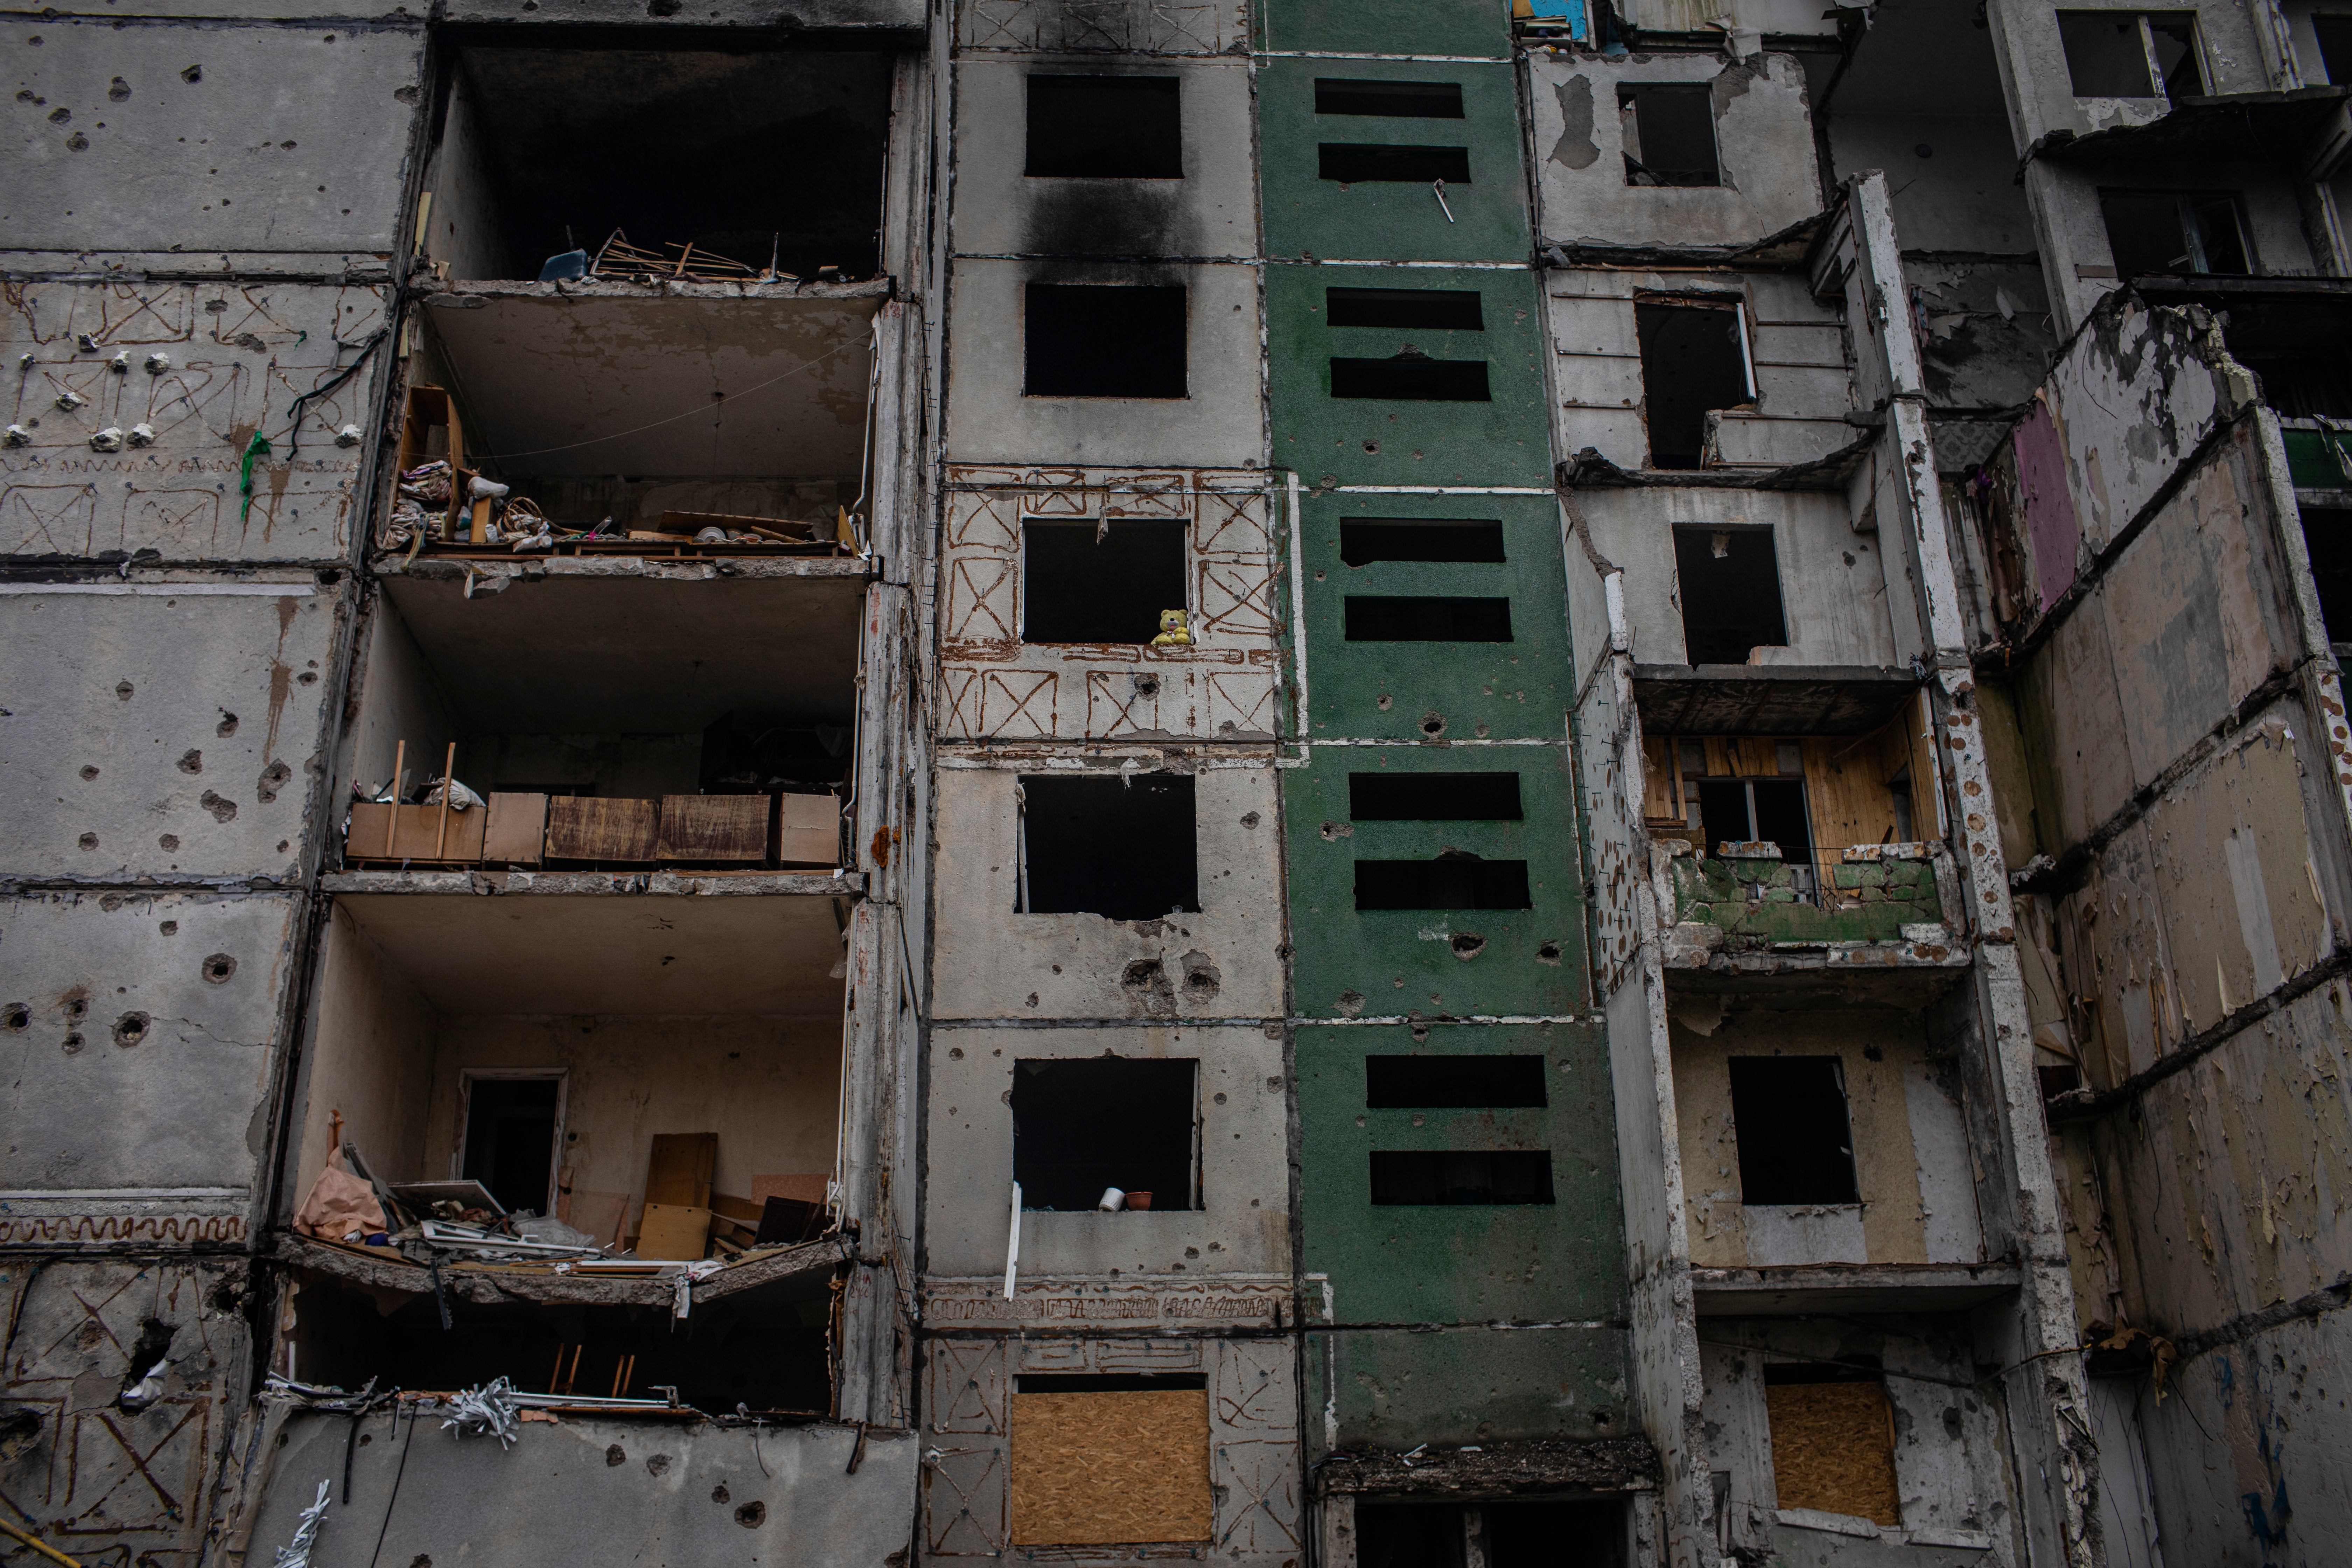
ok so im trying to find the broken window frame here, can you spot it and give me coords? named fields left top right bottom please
left=2095, top=188, right=2253, bottom=276
left=2055, top=10, right=2208, bottom=100
left=454, top=1066, right=570, bottom=1216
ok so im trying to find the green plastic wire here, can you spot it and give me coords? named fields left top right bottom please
left=238, top=429, right=272, bottom=523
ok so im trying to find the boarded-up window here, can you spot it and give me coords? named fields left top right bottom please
left=1764, top=1366, right=1901, bottom=1526
left=1010, top=1382, right=1212, bottom=1544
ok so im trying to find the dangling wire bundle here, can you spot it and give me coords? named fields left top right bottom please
left=271, top=1479, right=332, bottom=1567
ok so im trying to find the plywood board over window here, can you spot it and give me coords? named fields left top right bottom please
left=1009, top=1388, right=1212, bottom=1544
left=1765, top=1379, right=1901, bottom=1526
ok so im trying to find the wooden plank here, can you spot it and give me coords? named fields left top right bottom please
left=657, top=795, right=770, bottom=863
left=1764, top=1381, right=1900, bottom=1526
left=1907, top=688, right=1945, bottom=840
left=751, top=1173, right=830, bottom=1205
left=775, top=792, right=840, bottom=867
left=1009, top=1390, right=1212, bottom=1545
left=1640, top=733, right=1681, bottom=823
left=546, top=796, right=658, bottom=862
left=1701, top=737, right=1734, bottom=778
left=348, top=803, right=485, bottom=863
left=644, top=1133, right=716, bottom=1208
left=1800, top=730, right=1901, bottom=853
left=636, top=1203, right=711, bottom=1262
left=1732, top=737, right=1779, bottom=778
left=483, top=793, right=547, bottom=865
left=710, top=1192, right=766, bottom=1225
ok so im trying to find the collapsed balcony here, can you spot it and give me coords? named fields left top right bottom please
left=282, top=889, right=848, bottom=1413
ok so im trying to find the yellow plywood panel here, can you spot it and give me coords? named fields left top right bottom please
left=1766, top=1381, right=1900, bottom=1526
left=1009, top=1390, right=1212, bottom=1545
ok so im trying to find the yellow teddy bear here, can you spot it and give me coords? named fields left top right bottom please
left=1151, top=609, right=1193, bottom=647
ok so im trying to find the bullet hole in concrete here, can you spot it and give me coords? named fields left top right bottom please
left=1183, top=1245, right=1199, bottom=1258
left=1178, top=949, right=1220, bottom=999
left=1370, top=1150, right=1555, bottom=1205
left=108, top=76, right=128, bottom=100
left=1377, top=693, right=1393, bottom=710
left=1318, top=142, right=1469, bottom=184
left=1239, top=811, right=1260, bottom=829
left=1026, top=992, right=1040, bottom=1007
left=1016, top=773, right=1197, bottom=918
left=1535, top=939, right=1562, bottom=965
left=1420, top=712, right=1447, bottom=737
left=1862, top=1043, right=1884, bottom=1063
left=645, top=1454, right=672, bottom=1476
left=216, top=711, right=239, bottom=736
left=159, top=921, right=177, bottom=935
left=181, top=64, right=202, bottom=82
left=277, top=840, right=289, bottom=852
left=1942, top=1405, right=1964, bottom=1438
left=115, top=680, right=134, bottom=700
left=1639, top=303, right=1752, bottom=470
left=1120, top=959, right=1174, bottom=1013
left=735, top=1501, right=767, bottom=1528
left=1367, top=1054, right=1545, bottom=1107
left=177, top=749, right=203, bottom=774
left=1336, top=989, right=1366, bottom=1017
left=410, top=1558, right=432, bottom=1568
left=1672, top=525, right=1786, bottom=660
left=1727, top=1056, right=1860, bottom=1205
left=1449, top=931, right=1486, bottom=961
left=1, top=1004, right=27, bottom=1032
left=605, top=1444, right=626, bottom=1466
left=62, top=1033, right=85, bottom=1055
left=47, top=106, right=68, bottom=123
left=1618, top=83, right=1719, bottom=187
left=1266, top=1076, right=1282, bottom=1091
left=1356, top=855, right=1530, bottom=911
left=1363, top=440, right=1379, bottom=453
left=113, top=1012, right=150, bottom=1048
left=199, top=790, right=238, bottom=822
left=1213, top=1091, right=1228, bottom=1105
left=102, top=894, right=124, bottom=912
left=296, top=670, right=318, bottom=685
left=1340, top=517, right=1505, bottom=565
left=78, top=832, right=99, bottom=850
left=1026, top=74, right=1182, bottom=178
left=1026, top=282, right=1188, bottom=401
left=256, top=761, right=293, bottom=802
left=80, top=765, right=99, bottom=780
left=1013, top=1057, right=1196, bottom=1210
left=948, top=1047, right=964, bottom=1059
left=1021, top=519, right=1186, bottom=642
left=1349, top=770, right=1521, bottom=820
left=202, top=953, right=237, bottom=985
left=1050, top=965, right=1062, bottom=973
left=712, top=1483, right=731, bottom=1504
left=65, top=132, right=87, bottom=151
left=160, top=835, right=180, bottom=852
left=1318, top=821, right=1352, bottom=841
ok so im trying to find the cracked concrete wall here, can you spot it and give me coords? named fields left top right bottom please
left=1986, top=0, right=2278, bottom=147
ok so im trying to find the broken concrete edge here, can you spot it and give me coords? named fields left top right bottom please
left=1310, top=1435, right=1662, bottom=1497
left=371, top=553, right=875, bottom=582
left=319, top=868, right=865, bottom=896
left=1537, top=208, right=1830, bottom=273
left=273, top=1230, right=847, bottom=1310
left=2022, top=84, right=2352, bottom=174
left=1688, top=1261, right=2024, bottom=1292
left=407, top=274, right=895, bottom=306
left=1553, top=428, right=1874, bottom=492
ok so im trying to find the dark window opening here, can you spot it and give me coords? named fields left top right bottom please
left=1618, top=84, right=1719, bottom=187
left=1727, top=1056, right=1859, bottom=1205
left=1357, top=1503, right=1622, bottom=1568
left=1026, top=75, right=1182, bottom=178
left=1339, top=518, right=1506, bottom=565
left=1344, top=596, right=1512, bottom=641
left=1314, top=79, right=1465, bottom=118
left=1695, top=778, right=1814, bottom=867
left=1366, top=1054, right=1548, bottom=1108
left=2316, top=15, right=2352, bottom=84
left=1673, top=525, right=1787, bottom=662
left=1024, top=284, right=1188, bottom=398
left=1014, top=1373, right=1208, bottom=1392
left=2303, top=508, right=2352, bottom=646
left=1319, top=144, right=1472, bottom=183
left=1637, top=302, right=1750, bottom=468
left=2057, top=12, right=2203, bottom=97
left=442, top=46, right=892, bottom=282
left=1018, top=773, right=1197, bottom=918
left=1022, top=519, right=1187, bottom=644
left=1348, top=770, right=1524, bottom=820
left=1370, top=1150, right=1555, bottom=1205
left=1356, top=1506, right=1466, bottom=1568
left=1330, top=355, right=1492, bottom=401
left=1013, top=1058, right=1196, bottom=1211
left=459, top=1077, right=560, bottom=1216
left=2098, top=190, right=2249, bottom=277
left=2148, top=16, right=2205, bottom=96
left=1326, top=288, right=1484, bottom=330
left=1355, top=856, right=1532, bottom=910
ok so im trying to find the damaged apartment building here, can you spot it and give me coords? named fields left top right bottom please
left=8, top=0, right=2352, bottom=1565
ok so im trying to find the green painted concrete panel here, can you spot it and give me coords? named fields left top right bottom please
left=1283, top=750, right=1586, bottom=1019
left=1297, top=1022, right=1625, bottom=1325
left=1671, top=853, right=1944, bottom=944
left=1267, top=264, right=1551, bottom=489
left=1258, top=59, right=1529, bottom=264
left=1305, top=1325, right=1632, bottom=1449
left=1258, top=3, right=1514, bottom=78
left=1295, top=492, right=1568, bottom=741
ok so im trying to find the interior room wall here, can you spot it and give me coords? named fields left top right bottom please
left=295, top=904, right=439, bottom=1212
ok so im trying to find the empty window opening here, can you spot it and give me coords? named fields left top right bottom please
left=1356, top=1505, right=1466, bottom=1568
left=1330, top=354, right=1492, bottom=401
left=1349, top=770, right=1524, bottom=820
left=1366, top=1054, right=1547, bottom=1107
left=1017, top=774, right=1198, bottom=918
left=2316, top=15, right=2352, bottom=83
left=1315, top=78, right=1465, bottom=118
left=1022, top=519, right=1187, bottom=644
left=1696, top=777, right=1812, bottom=858
left=1357, top=1503, right=1623, bottom=1568
left=1327, top=288, right=1484, bottom=330
left=1763, top=1361, right=1901, bottom=1528
left=1339, top=518, right=1506, bottom=565
left=1637, top=302, right=1752, bottom=468
left=436, top=46, right=892, bottom=281
left=2304, top=509, right=2352, bottom=648
left=1012, top=1058, right=1197, bottom=1211
left=2098, top=190, right=2249, bottom=276
left=2057, top=11, right=2203, bottom=97
left=1345, top=596, right=1512, bottom=641
left=459, top=1074, right=561, bottom=1216
left=1355, top=856, right=1532, bottom=910
left=1010, top=1373, right=1212, bottom=1546
left=1370, top=1150, right=1555, bottom=1205
left=1026, top=75, right=1182, bottom=178
left=1727, top=1057, right=1859, bottom=1205
left=1319, top=144, right=1473, bottom=184
left=1025, top=284, right=1188, bottom=398
left=1673, top=525, right=1787, bottom=662
left=1618, top=84, right=1719, bottom=187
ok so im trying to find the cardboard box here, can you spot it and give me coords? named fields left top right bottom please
left=348, top=801, right=486, bottom=862
left=656, top=794, right=770, bottom=863
left=546, top=796, right=659, bottom=862
left=776, top=792, right=840, bottom=868
left=636, top=1202, right=711, bottom=1261
left=482, top=793, right=547, bottom=866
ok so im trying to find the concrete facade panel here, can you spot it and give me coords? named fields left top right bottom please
left=1310, top=1324, right=1631, bottom=1447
